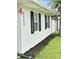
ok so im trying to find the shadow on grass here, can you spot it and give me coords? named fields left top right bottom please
left=19, top=32, right=60, bottom=59
left=52, top=32, right=60, bottom=38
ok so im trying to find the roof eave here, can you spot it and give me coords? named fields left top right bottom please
left=17, top=0, right=56, bottom=15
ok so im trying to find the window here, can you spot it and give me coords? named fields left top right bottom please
left=30, top=11, right=41, bottom=34
left=45, top=15, right=50, bottom=29
left=39, top=13, right=41, bottom=31
left=48, top=16, right=50, bottom=28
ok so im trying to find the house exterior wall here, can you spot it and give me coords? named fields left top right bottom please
left=58, top=19, right=60, bottom=31
left=17, top=13, right=21, bottom=53
left=17, top=8, right=56, bottom=53
left=51, top=20, right=56, bottom=33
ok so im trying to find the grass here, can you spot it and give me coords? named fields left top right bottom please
left=35, top=33, right=61, bottom=59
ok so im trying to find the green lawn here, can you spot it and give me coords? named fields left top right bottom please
left=35, top=34, right=61, bottom=59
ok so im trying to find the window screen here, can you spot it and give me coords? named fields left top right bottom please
left=48, top=16, right=50, bottom=28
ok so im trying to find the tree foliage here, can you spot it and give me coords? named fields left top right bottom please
left=53, top=0, right=61, bottom=8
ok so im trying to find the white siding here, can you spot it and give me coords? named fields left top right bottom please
left=18, top=8, right=55, bottom=53
left=51, top=20, right=56, bottom=33
left=17, top=13, right=22, bottom=53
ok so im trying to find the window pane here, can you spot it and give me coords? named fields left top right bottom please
left=48, top=16, right=50, bottom=28
left=34, top=13, right=38, bottom=31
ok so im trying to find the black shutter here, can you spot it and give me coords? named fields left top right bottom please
left=39, top=13, right=41, bottom=31
left=30, top=11, right=34, bottom=34
left=45, top=15, right=47, bottom=29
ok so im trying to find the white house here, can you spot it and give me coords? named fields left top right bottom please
left=17, top=0, right=56, bottom=54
